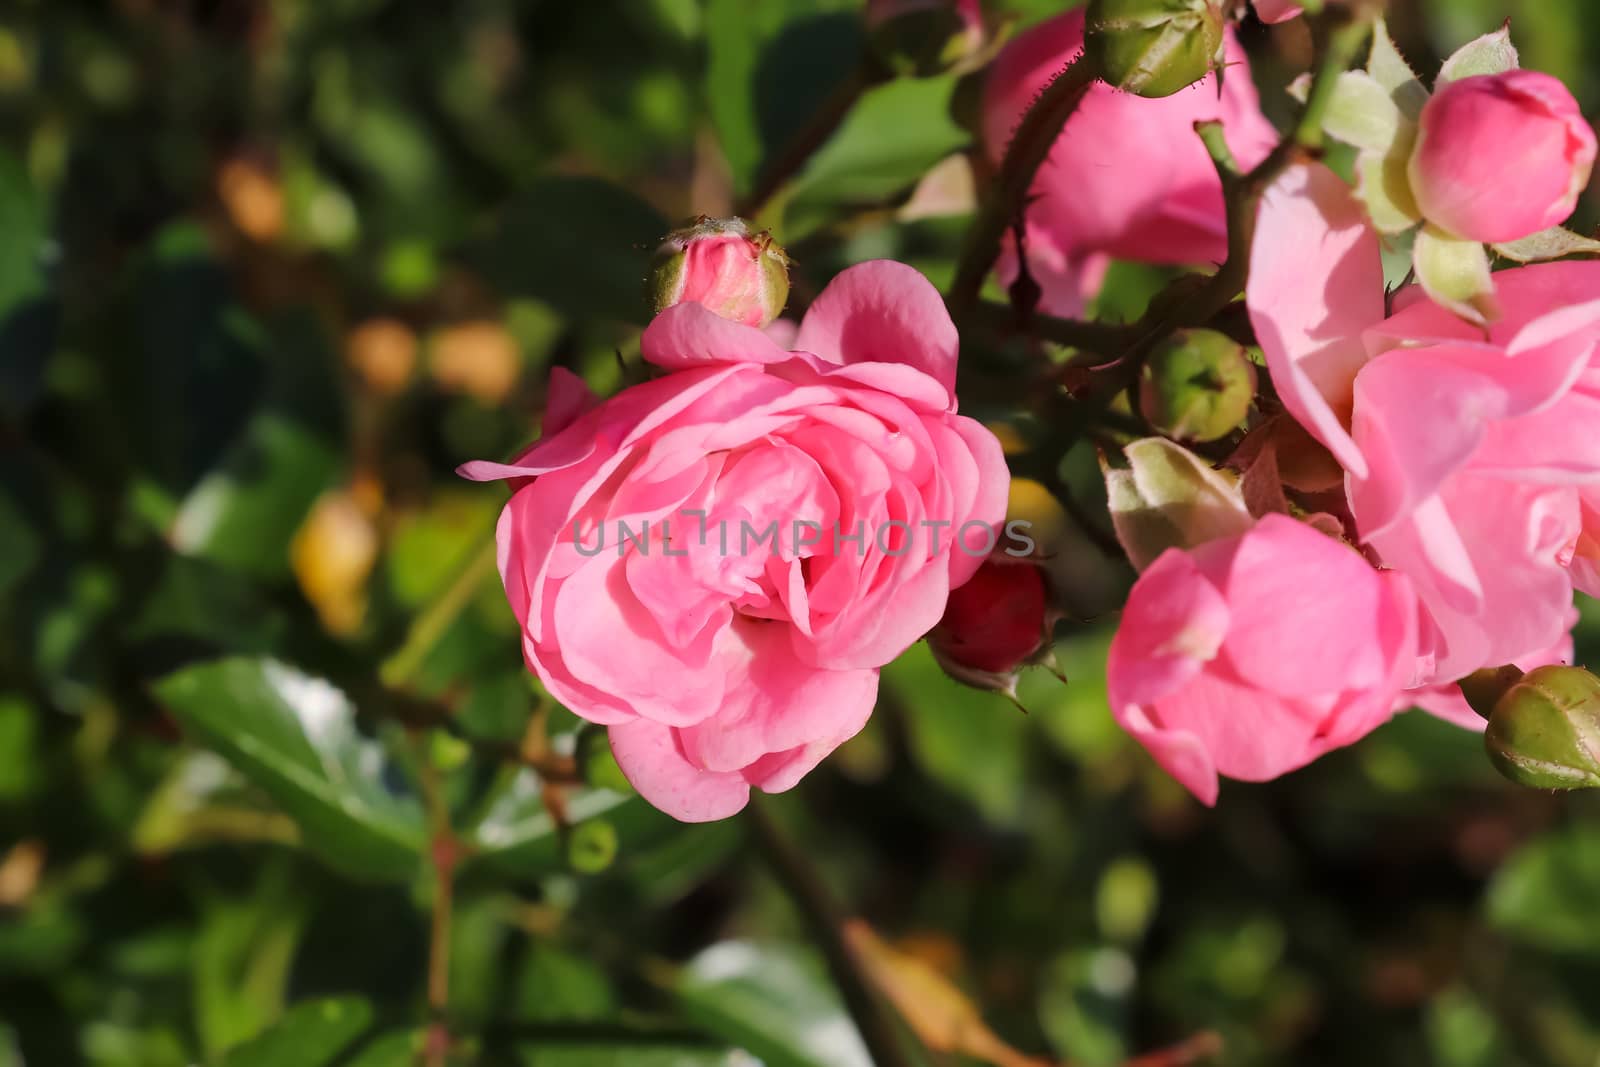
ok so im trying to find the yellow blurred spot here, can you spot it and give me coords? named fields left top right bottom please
left=0, top=840, right=44, bottom=908
left=346, top=317, right=418, bottom=396
left=1007, top=477, right=1067, bottom=548
left=292, top=491, right=379, bottom=637
left=429, top=320, right=522, bottom=404
left=985, top=419, right=1028, bottom=456
left=217, top=158, right=284, bottom=243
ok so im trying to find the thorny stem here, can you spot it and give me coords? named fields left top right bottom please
left=745, top=797, right=920, bottom=1067
left=1059, top=11, right=1375, bottom=399
left=948, top=55, right=1100, bottom=317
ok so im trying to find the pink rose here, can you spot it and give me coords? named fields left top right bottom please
left=982, top=10, right=1278, bottom=315
left=461, top=262, right=1009, bottom=821
left=1403, top=609, right=1577, bottom=730
left=1409, top=70, right=1597, bottom=243
left=1247, top=163, right=1600, bottom=685
left=1108, top=514, right=1419, bottom=805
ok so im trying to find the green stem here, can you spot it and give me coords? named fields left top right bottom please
left=966, top=299, right=1140, bottom=354
left=947, top=55, right=1099, bottom=317
left=380, top=531, right=500, bottom=690
left=745, top=797, right=920, bottom=1067
left=1082, top=11, right=1375, bottom=385
left=736, top=60, right=880, bottom=229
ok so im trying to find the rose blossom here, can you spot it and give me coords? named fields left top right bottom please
left=1247, top=162, right=1600, bottom=685
left=1408, top=70, right=1596, bottom=244
left=461, top=262, right=1008, bottom=821
left=982, top=9, right=1278, bottom=315
left=1108, top=514, right=1419, bottom=805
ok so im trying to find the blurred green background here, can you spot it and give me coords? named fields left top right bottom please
left=3, top=1, right=1600, bottom=1065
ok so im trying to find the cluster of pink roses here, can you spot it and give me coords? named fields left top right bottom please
left=466, top=5, right=1598, bottom=820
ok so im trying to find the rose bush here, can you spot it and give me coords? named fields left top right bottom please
left=462, top=262, right=1008, bottom=820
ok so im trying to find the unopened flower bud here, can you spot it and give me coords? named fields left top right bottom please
left=1483, top=665, right=1600, bottom=790
left=576, top=725, right=633, bottom=794
left=1410, top=70, right=1597, bottom=244
left=649, top=218, right=790, bottom=329
left=1085, top=0, right=1225, bottom=99
left=928, top=558, right=1050, bottom=693
left=1139, top=329, right=1256, bottom=442
left=866, top=0, right=984, bottom=78
left=564, top=818, right=619, bottom=874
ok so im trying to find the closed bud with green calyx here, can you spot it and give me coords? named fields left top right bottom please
left=865, top=0, right=985, bottom=78
left=1139, top=329, right=1256, bottom=442
left=648, top=217, right=790, bottom=329
left=564, top=818, right=619, bottom=874
left=575, top=724, right=633, bottom=794
left=1085, top=0, right=1226, bottom=99
left=1481, top=665, right=1600, bottom=790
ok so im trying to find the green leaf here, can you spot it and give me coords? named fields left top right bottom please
left=1354, top=129, right=1422, bottom=236
left=704, top=0, right=863, bottom=196
left=342, top=1030, right=422, bottom=1067
left=194, top=862, right=308, bottom=1058
left=677, top=941, right=872, bottom=1067
left=0, top=148, right=55, bottom=421
left=1318, top=72, right=1404, bottom=154
left=1493, top=227, right=1600, bottom=263
left=1487, top=826, right=1600, bottom=955
left=1412, top=225, right=1498, bottom=326
left=887, top=641, right=1027, bottom=823
left=460, top=770, right=681, bottom=881
left=1367, top=18, right=1430, bottom=119
left=783, top=75, right=970, bottom=237
left=217, top=996, right=374, bottom=1067
left=517, top=1043, right=744, bottom=1066
left=170, top=414, right=340, bottom=580
left=1438, top=22, right=1520, bottom=83
left=478, top=177, right=668, bottom=325
left=1103, top=437, right=1252, bottom=572
left=153, top=657, right=425, bottom=882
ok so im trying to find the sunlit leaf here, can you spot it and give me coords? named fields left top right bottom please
left=218, top=996, right=374, bottom=1067
left=153, top=657, right=424, bottom=882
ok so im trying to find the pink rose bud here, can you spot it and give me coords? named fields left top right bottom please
left=649, top=217, right=791, bottom=329
left=866, top=0, right=983, bottom=77
left=1409, top=70, right=1597, bottom=244
left=928, top=557, right=1049, bottom=689
left=1107, top=515, right=1418, bottom=805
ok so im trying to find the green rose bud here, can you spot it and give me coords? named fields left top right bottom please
left=564, top=818, right=620, bottom=874
left=575, top=725, right=633, bottom=794
left=1138, top=329, right=1256, bottom=442
left=1483, top=665, right=1600, bottom=790
left=1085, top=0, right=1226, bottom=99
